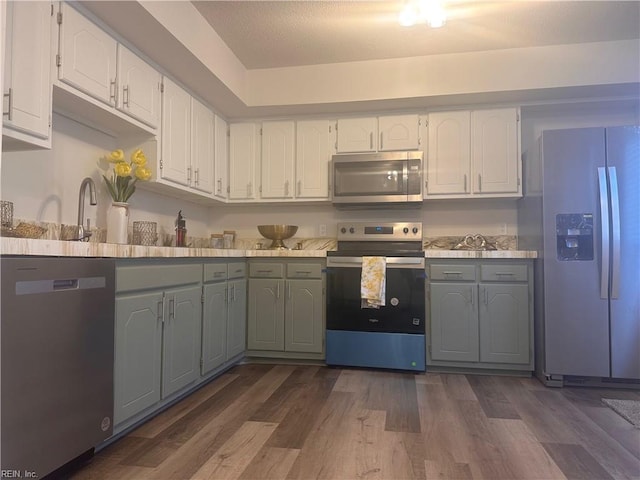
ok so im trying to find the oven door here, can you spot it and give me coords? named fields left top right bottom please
left=326, top=256, right=425, bottom=333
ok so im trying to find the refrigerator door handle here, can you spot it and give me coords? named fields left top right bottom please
left=597, top=167, right=610, bottom=299
left=608, top=166, right=621, bottom=299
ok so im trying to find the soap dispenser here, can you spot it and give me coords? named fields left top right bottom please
left=175, top=210, right=187, bottom=247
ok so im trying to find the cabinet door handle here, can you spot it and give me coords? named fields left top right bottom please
left=464, top=174, right=468, bottom=193
left=276, top=282, right=280, bottom=299
left=287, top=282, right=291, bottom=300
left=478, top=174, right=482, bottom=192
left=169, top=298, right=175, bottom=319
left=3, top=88, right=12, bottom=121
left=123, top=85, right=130, bottom=107
left=231, top=285, right=235, bottom=302
left=195, top=168, right=200, bottom=185
left=297, top=180, right=301, bottom=196
left=485, top=288, right=489, bottom=305
left=380, top=132, right=384, bottom=150
left=109, top=80, right=116, bottom=104
left=470, top=287, right=474, bottom=306
left=217, top=178, right=222, bottom=194
left=157, top=300, right=164, bottom=323
left=369, top=132, right=373, bottom=150
left=187, top=166, right=192, bottom=183
left=224, top=286, right=229, bottom=304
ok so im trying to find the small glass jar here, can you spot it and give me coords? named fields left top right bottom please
left=210, top=234, right=224, bottom=249
left=223, top=230, right=236, bottom=249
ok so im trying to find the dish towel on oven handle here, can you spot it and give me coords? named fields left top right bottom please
left=361, top=256, right=386, bottom=309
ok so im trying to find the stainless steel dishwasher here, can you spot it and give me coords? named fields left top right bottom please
left=1, top=257, right=116, bottom=478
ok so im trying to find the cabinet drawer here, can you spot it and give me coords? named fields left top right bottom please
left=480, top=264, right=528, bottom=282
left=287, top=263, right=322, bottom=279
left=204, top=263, right=227, bottom=282
left=228, top=262, right=247, bottom=279
left=117, top=263, right=201, bottom=292
left=249, top=263, right=284, bottom=278
left=429, top=264, right=476, bottom=281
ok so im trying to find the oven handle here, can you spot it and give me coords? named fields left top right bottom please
left=327, top=256, right=425, bottom=269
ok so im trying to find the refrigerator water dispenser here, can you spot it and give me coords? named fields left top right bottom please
left=556, top=214, right=594, bottom=261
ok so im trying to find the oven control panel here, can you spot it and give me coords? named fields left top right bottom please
left=336, top=222, right=422, bottom=241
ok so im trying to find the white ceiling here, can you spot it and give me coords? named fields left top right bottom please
left=192, top=1, right=640, bottom=70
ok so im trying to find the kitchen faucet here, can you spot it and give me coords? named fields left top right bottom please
left=75, top=177, right=97, bottom=241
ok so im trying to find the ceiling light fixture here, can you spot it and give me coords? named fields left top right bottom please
left=399, top=0, right=447, bottom=28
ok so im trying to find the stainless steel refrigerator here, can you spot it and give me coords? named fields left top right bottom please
left=523, top=126, right=639, bottom=385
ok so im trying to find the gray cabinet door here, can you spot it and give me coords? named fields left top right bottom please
left=430, top=283, right=478, bottom=362
left=162, top=285, right=202, bottom=398
left=479, top=284, right=529, bottom=364
left=202, top=282, right=227, bottom=375
left=247, top=278, right=285, bottom=351
left=114, top=291, right=163, bottom=425
left=285, top=279, right=323, bottom=353
left=227, top=278, right=247, bottom=359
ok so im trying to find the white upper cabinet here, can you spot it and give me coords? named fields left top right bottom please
left=378, top=114, right=420, bottom=151
left=2, top=1, right=52, bottom=149
left=214, top=115, right=229, bottom=200
left=471, top=108, right=520, bottom=195
left=160, top=77, right=215, bottom=196
left=336, top=117, right=377, bottom=153
left=58, top=3, right=117, bottom=106
left=296, top=120, right=333, bottom=199
left=116, top=45, right=161, bottom=129
left=190, top=97, right=215, bottom=195
left=337, top=115, right=420, bottom=153
left=261, top=121, right=295, bottom=199
left=229, top=123, right=260, bottom=200
left=425, top=108, right=521, bottom=199
left=161, top=77, right=191, bottom=187
left=426, top=111, right=471, bottom=196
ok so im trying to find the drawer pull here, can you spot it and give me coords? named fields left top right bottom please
left=443, top=271, right=462, bottom=275
left=294, top=271, right=312, bottom=274
left=495, top=272, right=515, bottom=276
left=257, top=269, right=274, bottom=274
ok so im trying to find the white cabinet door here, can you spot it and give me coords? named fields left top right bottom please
left=296, top=120, right=332, bottom=199
left=229, top=123, right=259, bottom=200
left=58, top=3, right=117, bottom=106
left=190, top=97, right=215, bottom=195
left=471, top=108, right=520, bottom=195
left=116, top=44, right=161, bottom=129
left=378, top=114, right=419, bottom=151
left=161, top=77, right=191, bottom=186
left=261, top=121, right=295, bottom=199
left=336, top=117, right=377, bottom=153
left=214, top=115, right=229, bottom=200
left=426, top=111, right=470, bottom=196
left=3, top=1, right=51, bottom=142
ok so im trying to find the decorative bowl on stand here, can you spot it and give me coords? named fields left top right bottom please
left=257, top=225, right=298, bottom=250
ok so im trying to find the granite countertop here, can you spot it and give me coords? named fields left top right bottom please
left=0, top=237, right=537, bottom=259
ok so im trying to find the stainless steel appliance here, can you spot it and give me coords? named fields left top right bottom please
left=332, top=151, right=423, bottom=207
left=1, top=257, right=116, bottom=477
left=519, top=126, right=639, bottom=385
left=326, top=222, right=426, bottom=371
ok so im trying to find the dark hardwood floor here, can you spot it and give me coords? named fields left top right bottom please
left=70, top=364, right=640, bottom=479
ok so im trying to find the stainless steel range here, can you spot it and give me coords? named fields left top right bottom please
left=325, top=222, right=426, bottom=371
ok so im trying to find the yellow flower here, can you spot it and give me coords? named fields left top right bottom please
left=131, top=148, right=147, bottom=166
left=135, top=166, right=152, bottom=181
left=108, top=149, right=125, bottom=163
left=114, top=161, right=132, bottom=177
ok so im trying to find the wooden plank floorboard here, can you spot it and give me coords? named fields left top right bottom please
left=541, top=442, right=616, bottom=480
left=533, top=388, right=640, bottom=480
left=467, top=375, right=522, bottom=420
left=69, top=366, right=640, bottom=480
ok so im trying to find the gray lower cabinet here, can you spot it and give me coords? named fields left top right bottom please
left=427, top=260, right=533, bottom=371
left=114, top=261, right=202, bottom=427
left=247, top=259, right=324, bottom=356
left=201, top=261, right=247, bottom=375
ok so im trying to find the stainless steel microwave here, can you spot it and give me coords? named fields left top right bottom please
left=332, top=151, right=423, bottom=207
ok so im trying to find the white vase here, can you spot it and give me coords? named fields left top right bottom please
left=106, top=202, right=129, bottom=244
